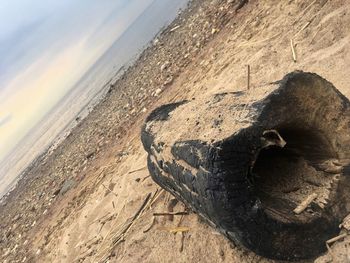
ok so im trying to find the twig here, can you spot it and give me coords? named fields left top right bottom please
left=98, top=193, right=153, bottom=261
left=247, top=65, right=250, bottom=90
left=101, top=184, right=118, bottom=198
left=167, top=198, right=179, bottom=221
left=121, top=193, right=152, bottom=234
left=149, top=189, right=165, bottom=208
left=293, top=193, right=317, bottom=214
left=143, top=216, right=156, bottom=233
left=141, top=175, right=151, bottom=182
left=326, top=243, right=334, bottom=261
left=98, top=222, right=105, bottom=234
left=112, top=201, right=115, bottom=209
left=290, top=39, right=297, bottom=62
left=177, top=215, right=185, bottom=227
left=294, top=21, right=311, bottom=37
left=163, top=192, right=171, bottom=206
left=153, top=211, right=188, bottom=216
left=326, top=233, right=347, bottom=244
left=170, top=25, right=180, bottom=32
left=179, top=232, right=185, bottom=252
left=128, top=166, right=147, bottom=174
left=89, top=212, right=111, bottom=225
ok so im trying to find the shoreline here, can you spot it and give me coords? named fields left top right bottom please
left=0, top=1, right=190, bottom=201
left=2, top=0, right=350, bottom=262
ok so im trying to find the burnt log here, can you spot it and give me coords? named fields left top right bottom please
left=141, top=71, right=350, bottom=261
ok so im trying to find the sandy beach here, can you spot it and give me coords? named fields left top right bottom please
left=1, top=0, right=350, bottom=262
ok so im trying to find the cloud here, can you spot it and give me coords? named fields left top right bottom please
left=0, top=0, right=129, bottom=92
left=0, top=0, right=156, bottom=161
left=0, top=113, right=12, bottom=127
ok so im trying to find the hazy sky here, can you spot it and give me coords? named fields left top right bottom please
left=0, top=0, right=154, bottom=161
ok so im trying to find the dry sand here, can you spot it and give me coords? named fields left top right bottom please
left=1, top=0, right=350, bottom=262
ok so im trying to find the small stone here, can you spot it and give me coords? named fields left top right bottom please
left=160, top=61, right=170, bottom=72
left=59, top=179, right=77, bottom=196
left=154, top=88, right=162, bottom=96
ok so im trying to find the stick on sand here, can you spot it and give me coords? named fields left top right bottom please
left=101, top=184, right=118, bottom=198
left=153, top=211, right=188, bottom=216
left=290, top=39, right=297, bottom=62
left=247, top=65, right=250, bottom=90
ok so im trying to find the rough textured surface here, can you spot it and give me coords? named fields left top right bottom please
left=142, top=72, right=350, bottom=260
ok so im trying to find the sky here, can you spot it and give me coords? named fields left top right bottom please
left=0, top=0, right=154, bottom=162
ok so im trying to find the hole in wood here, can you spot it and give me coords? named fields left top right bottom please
left=252, top=127, right=339, bottom=221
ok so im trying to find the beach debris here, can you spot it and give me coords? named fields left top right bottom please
left=295, top=21, right=311, bottom=37
left=59, top=179, right=77, bottom=196
left=290, top=39, right=297, bottom=62
left=95, top=192, right=153, bottom=261
left=149, top=189, right=165, bottom=208
left=128, top=166, right=147, bottom=174
left=143, top=216, right=156, bottom=233
left=116, top=151, right=129, bottom=157
left=293, top=193, right=318, bottom=214
left=325, top=232, right=348, bottom=262
left=160, top=61, right=170, bottom=71
left=160, top=226, right=190, bottom=234
left=247, top=64, right=250, bottom=90
left=170, top=25, right=180, bottom=32
left=101, top=183, right=118, bottom=198
left=89, top=212, right=111, bottom=226
left=153, top=211, right=188, bottom=216
left=86, top=150, right=95, bottom=159
left=315, top=159, right=343, bottom=174
left=142, top=175, right=151, bottom=182
left=326, top=233, right=347, bottom=245
left=211, top=28, right=219, bottom=34
left=340, top=213, right=350, bottom=231
left=179, top=232, right=185, bottom=252
left=154, top=88, right=162, bottom=97
left=166, top=198, right=179, bottom=221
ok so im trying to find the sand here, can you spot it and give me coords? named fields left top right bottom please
left=1, top=0, right=350, bottom=262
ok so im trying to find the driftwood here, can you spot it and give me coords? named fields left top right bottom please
left=141, top=71, right=350, bottom=260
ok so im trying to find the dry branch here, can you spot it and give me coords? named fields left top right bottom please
left=101, top=184, right=118, bottom=198
left=247, top=65, right=250, bottom=90
left=290, top=39, right=297, bottom=62
left=293, top=193, right=317, bottom=214
left=153, top=211, right=188, bottom=216
left=143, top=216, right=156, bottom=233
left=326, top=233, right=347, bottom=244
left=128, top=166, right=147, bottom=174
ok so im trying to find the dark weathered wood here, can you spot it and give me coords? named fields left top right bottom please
left=141, top=71, right=350, bottom=260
